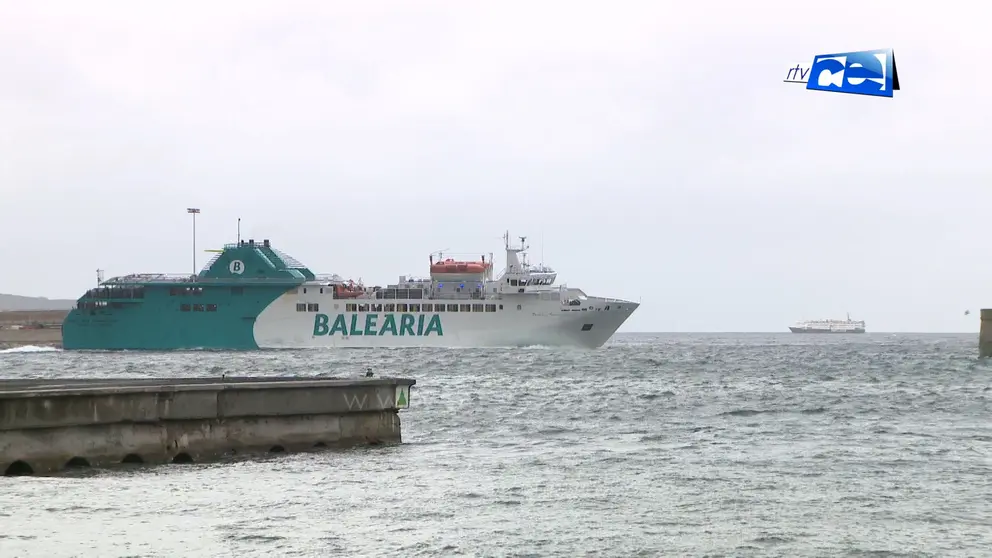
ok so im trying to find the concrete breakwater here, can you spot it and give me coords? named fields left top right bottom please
left=981, top=309, right=992, bottom=357
left=1, top=376, right=415, bottom=476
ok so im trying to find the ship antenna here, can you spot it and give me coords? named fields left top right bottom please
left=541, top=229, right=545, bottom=266
left=237, top=217, right=241, bottom=244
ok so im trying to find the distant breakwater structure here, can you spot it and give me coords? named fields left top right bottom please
left=980, top=309, right=992, bottom=357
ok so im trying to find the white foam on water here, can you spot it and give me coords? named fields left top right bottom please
left=0, top=345, right=60, bottom=354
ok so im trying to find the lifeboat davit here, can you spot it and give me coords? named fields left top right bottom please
left=429, top=258, right=491, bottom=275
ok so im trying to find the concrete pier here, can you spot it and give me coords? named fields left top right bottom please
left=0, top=376, right=415, bottom=476
left=981, top=310, right=992, bottom=358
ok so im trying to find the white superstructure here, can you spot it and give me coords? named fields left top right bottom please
left=252, top=232, right=639, bottom=348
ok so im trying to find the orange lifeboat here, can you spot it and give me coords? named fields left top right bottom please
left=429, top=258, right=491, bottom=275
left=333, top=281, right=364, bottom=299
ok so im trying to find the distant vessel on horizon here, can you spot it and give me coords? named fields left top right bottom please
left=789, top=313, right=866, bottom=334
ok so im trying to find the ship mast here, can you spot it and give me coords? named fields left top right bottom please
left=187, top=207, right=201, bottom=276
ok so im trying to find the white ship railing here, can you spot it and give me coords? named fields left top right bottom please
left=101, top=273, right=306, bottom=285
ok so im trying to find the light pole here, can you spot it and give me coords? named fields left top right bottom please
left=187, top=208, right=200, bottom=276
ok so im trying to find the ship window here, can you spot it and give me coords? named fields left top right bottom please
left=206, top=304, right=218, bottom=312
left=303, top=288, right=307, bottom=294
left=296, top=303, right=307, bottom=312
left=605, top=305, right=610, bottom=311
left=346, top=303, right=357, bottom=312
left=434, top=304, right=444, bottom=312
left=193, top=304, right=205, bottom=312
left=499, top=304, right=503, bottom=310
left=460, top=304, right=471, bottom=312
left=371, top=304, right=383, bottom=312
left=581, top=323, right=593, bottom=331
left=231, top=287, right=244, bottom=295
left=485, top=304, right=497, bottom=312
left=422, top=304, right=433, bottom=312
left=384, top=303, right=396, bottom=312
left=409, top=304, right=421, bottom=312
left=397, top=303, right=409, bottom=312
left=472, top=304, right=483, bottom=312
left=447, top=304, right=458, bottom=312
left=307, top=303, right=319, bottom=312
left=180, top=304, right=191, bottom=312
left=510, top=279, right=518, bottom=286
left=319, top=288, right=324, bottom=294
left=358, top=304, right=369, bottom=312
left=516, top=304, right=522, bottom=310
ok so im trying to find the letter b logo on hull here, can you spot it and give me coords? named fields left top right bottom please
left=229, top=260, right=245, bottom=274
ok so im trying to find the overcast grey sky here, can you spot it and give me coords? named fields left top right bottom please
left=1, top=1, right=988, bottom=332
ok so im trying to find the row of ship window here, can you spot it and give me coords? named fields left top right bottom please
left=169, top=287, right=245, bottom=296
left=296, top=302, right=509, bottom=313
left=180, top=304, right=218, bottom=312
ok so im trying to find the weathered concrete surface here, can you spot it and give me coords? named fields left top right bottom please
left=1, top=376, right=415, bottom=476
left=980, top=309, right=992, bottom=358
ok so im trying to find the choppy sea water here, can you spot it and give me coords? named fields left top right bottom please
left=1, top=333, right=990, bottom=558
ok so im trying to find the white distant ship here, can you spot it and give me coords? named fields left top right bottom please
left=789, top=313, right=866, bottom=334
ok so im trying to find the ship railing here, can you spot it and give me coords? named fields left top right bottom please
left=102, top=274, right=304, bottom=285
left=312, top=273, right=346, bottom=283
left=426, top=292, right=487, bottom=300
left=103, top=273, right=199, bottom=284
left=200, top=253, right=222, bottom=273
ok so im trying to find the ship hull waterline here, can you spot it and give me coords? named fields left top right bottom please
left=62, top=293, right=639, bottom=351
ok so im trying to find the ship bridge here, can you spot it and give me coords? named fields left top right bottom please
left=493, top=233, right=558, bottom=294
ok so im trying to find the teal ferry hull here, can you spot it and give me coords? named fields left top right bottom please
left=62, top=238, right=307, bottom=351
left=62, top=285, right=289, bottom=350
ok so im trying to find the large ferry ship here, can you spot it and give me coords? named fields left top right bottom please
left=62, top=232, right=639, bottom=350
left=788, top=313, right=866, bottom=334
